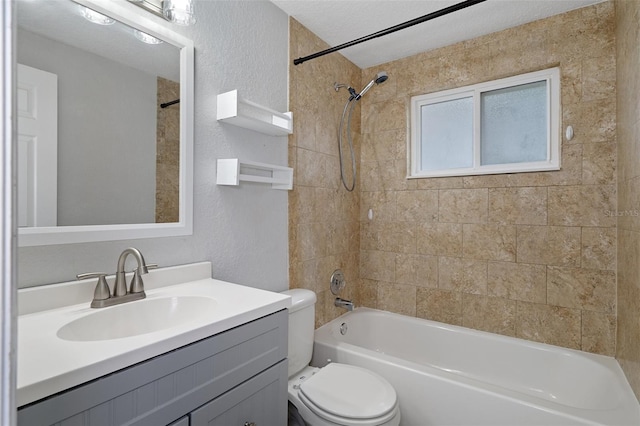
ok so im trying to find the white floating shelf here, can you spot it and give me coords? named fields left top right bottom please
left=217, top=159, right=293, bottom=190
left=217, top=90, right=293, bottom=136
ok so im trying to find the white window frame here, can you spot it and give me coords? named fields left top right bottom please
left=409, top=67, right=561, bottom=178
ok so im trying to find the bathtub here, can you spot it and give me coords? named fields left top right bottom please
left=312, top=308, right=640, bottom=426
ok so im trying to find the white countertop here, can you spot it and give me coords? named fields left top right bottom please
left=17, top=262, right=291, bottom=407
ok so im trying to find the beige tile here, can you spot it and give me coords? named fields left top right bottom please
left=547, top=266, right=616, bottom=313
left=296, top=222, right=328, bottom=262
left=360, top=250, right=395, bottom=282
left=581, top=54, right=616, bottom=102
left=377, top=282, right=417, bottom=316
left=462, top=294, right=516, bottom=337
left=362, top=99, right=407, bottom=134
left=516, top=225, right=581, bottom=267
left=417, top=222, right=463, bottom=256
left=395, top=253, right=438, bottom=287
left=582, top=227, right=616, bottom=271
left=360, top=160, right=414, bottom=192
left=360, top=191, right=396, bottom=222
left=487, top=261, right=546, bottom=303
left=396, top=190, right=439, bottom=222
left=560, top=60, right=582, bottom=106
left=357, top=279, right=379, bottom=309
left=516, top=302, right=581, bottom=349
left=416, top=176, right=464, bottom=190
left=361, top=129, right=406, bottom=163
left=506, top=144, right=582, bottom=187
left=463, top=174, right=509, bottom=189
left=582, top=310, right=616, bottom=356
left=582, top=142, right=616, bottom=185
left=360, top=222, right=416, bottom=253
left=438, top=256, right=487, bottom=295
left=462, top=224, right=516, bottom=262
left=488, top=187, right=547, bottom=225
left=562, top=98, right=616, bottom=143
left=548, top=185, right=616, bottom=227
left=439, top=189, right=488, bottom=223
left=416, top=288, right=462, bottom=326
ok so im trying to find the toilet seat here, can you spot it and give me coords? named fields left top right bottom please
left=297, top=363, right=398, bottom=425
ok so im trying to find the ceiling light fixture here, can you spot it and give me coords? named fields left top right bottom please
left=162, top=0, right=195, bottom=26
left=127, top=0, right=195, bottom=26
left=80, top=6, right=115, bottom=25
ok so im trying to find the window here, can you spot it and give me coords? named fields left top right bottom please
left=409, top=68, right=560, bottom=178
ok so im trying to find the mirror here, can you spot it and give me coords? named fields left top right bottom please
left=16, top=0, right=193, bottom=246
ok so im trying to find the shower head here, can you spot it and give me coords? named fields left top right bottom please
left=355, top=71, right=388, bottom=100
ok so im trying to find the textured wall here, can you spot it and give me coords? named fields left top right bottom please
left=615, top=0, right=640, bottom=398
left=357, top=3, right=617, bottom=355
left=19, top=0, right=290, bottom=291
left=288, top=19, right=362, bottom=327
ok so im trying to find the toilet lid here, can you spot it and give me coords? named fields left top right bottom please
left=299, top=363, right=397, bottom=420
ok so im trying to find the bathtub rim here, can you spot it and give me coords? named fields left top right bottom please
left=313, top=307, right=640, bottom=426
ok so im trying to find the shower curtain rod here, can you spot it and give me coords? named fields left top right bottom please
left=293, top=0, right=487, bottom=66
left=160, top=99, right=180, bottom=108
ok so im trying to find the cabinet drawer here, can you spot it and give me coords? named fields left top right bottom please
left=18, top=310, right=287, bottom=426
left=190, top=360, right=287, bottom=426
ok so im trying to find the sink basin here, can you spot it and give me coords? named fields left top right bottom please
left=57, top=296, right=217, bottom=342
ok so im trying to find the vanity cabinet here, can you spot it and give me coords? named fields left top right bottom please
left=18, top=310, right=288, bottom=426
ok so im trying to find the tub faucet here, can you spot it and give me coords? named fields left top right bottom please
left=334, top=297, right=354, bottom=312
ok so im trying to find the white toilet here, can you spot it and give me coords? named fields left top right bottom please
left=283, top=289, right=401, bottom=426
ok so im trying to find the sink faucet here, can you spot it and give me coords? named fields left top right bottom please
left=334, top=297, right=354, bottom=312
left=77, top=248, right=151, bottom=308
left=114, top=247, right=149, bottom=297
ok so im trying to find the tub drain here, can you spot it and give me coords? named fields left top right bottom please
left=340, top=322, right=348, bottom=335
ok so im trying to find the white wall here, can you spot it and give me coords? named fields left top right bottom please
left=18, top=0, right=290, bottom=292
left=17, top=29, right=158, bottom=226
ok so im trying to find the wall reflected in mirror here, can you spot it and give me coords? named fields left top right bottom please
left=16, top=0, right=180, bottom=227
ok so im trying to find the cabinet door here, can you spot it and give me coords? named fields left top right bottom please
left=168, top=416, right=189, bottom=426
left=190, top=361, right=287, bottom=426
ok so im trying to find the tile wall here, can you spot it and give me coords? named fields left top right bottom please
left=288, top=19, right=362, bottom=327
left=289, top=3, right=619, bottom=355
left=156, top=77, right=180, bottom=223
left=358, top=2, right=617, bottom=355
left=615, top=0, right=640, bottom=399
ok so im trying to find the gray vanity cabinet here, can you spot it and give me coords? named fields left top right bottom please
left=18, top=310, right=288, bottom=426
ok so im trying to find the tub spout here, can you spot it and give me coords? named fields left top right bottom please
left=335, top=297, right=354, bottom=311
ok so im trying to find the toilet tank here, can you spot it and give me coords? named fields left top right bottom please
left=282, top=289, right=317, bottom=378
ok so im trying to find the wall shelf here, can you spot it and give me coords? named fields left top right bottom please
left=217, top=90, right=293, bottom=136
left=217, top=159, right=293, bottom=190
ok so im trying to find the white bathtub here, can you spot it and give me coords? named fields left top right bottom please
left=312, top=308, right=640, bottom=426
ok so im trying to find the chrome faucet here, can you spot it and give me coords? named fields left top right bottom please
left=334, top=297, right=354, bottom=312
left=77, top=248, right=150, bottom=308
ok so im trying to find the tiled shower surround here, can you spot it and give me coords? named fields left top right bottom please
left=616, top=0, right=640, bottom=399
left=290, top=0, right=640, bottom=395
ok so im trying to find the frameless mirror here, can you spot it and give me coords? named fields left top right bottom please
left=16, top=0, right=193, bottom=246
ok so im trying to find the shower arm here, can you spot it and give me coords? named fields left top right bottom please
left=293, top=0, right=487, bottom=66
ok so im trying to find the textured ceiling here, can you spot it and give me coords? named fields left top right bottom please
left=271, top=0, right=606, bottom=69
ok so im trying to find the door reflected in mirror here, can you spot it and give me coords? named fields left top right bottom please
left=16, top=0, right=194, bottom=246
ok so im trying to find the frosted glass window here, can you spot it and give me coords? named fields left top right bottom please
left=409, top=67, right=560, bottom=178
left=420, top=97, right=473, bottom=171
left=481, top=81, right=547, bottom=165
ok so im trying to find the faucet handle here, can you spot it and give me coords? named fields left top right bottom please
left=128, top=263, right=158, bottom=294
left=77, top=272, right=111, bottom=301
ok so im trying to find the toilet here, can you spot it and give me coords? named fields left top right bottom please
left=283, top=289, right=401, bottom=426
